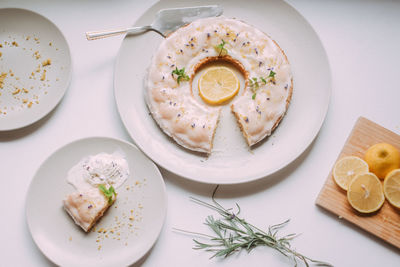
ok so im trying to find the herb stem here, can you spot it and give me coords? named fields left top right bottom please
left=175, top=186, right=332, bottom=267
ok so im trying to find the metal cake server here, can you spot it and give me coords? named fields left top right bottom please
left=86, top=5, right=223, bottom=40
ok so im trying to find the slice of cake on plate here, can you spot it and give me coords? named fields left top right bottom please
left=63, top=185, right=116, bottom=232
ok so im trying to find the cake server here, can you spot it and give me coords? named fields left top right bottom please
left=86, top=5, right=223, bottom=40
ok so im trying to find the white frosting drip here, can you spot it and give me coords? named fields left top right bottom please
left=146, top=17, right=292, bottom=152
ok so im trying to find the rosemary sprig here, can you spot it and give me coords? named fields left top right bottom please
left=174, top=186, right=332, bottom=267
left=172, top=67, right=190, bottom=84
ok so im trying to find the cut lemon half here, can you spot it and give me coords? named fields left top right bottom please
left=198, top=66, right=239, bottom=105
left=333, top=156, right=369, bottom=191
left=383, top=169, right=400, bottom=209
left=347, top=172, right=385, bottom=213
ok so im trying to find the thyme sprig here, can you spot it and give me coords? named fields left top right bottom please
left=214, top=39, right=228, bottom=56
left=249, top=70, right=277, bottom=100
left=172, top=67, right=190, bottom=84
left=174, top=186, right=332, bottom=267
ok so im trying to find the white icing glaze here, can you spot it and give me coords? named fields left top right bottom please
left=146, top=17, right=292, bottom=152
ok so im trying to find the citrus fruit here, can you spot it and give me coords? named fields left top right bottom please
left=198, top=66, right=239, bottom=105
left=347, top=172, right=385, bottom=213
left=333, top=156, right=369, bottom=191
left=383, top=169, right=400, bottom=209
left=364, top=143, right=400, bottom=179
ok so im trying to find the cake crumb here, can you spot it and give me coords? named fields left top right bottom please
left=0, top=72, right=7, bottom=88
left=69, top=236, right=72, bottom=241
left=28, top=102, right=33, bottom=108
left=40, top=70, right=46, bottom=81
left=12, top=88, right=21, bottom=95
left=34, top=51, right=41, bottom=59
left=42, top=59, right=51, bottom=66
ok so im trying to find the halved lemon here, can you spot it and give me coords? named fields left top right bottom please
left=198, top=66, right=239, bottom=105
left=383, top=169, right=400, bottom=209
left=347, top=172, right=385, bottom=213
left=333, top=156, right=369, bottom=191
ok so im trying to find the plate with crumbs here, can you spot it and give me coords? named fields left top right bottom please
left=0, top=8, right=71, bottom=131
left=114, top=0, right=331, bottom=184
left=26, top=137, right=167, bottom=267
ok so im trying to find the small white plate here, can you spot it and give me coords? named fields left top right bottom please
left=114, top=0, right=331, bottom=184
left=26, top=137, right=167, bottom=267
left=0, top=8, right=71, bottom=131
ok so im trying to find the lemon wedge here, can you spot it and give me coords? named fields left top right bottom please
left=198, top=66, right=239, bottom=105
left=333, top=156, right=369, bottom=191
left=347, top=172, right=385, bottom=213
left=383, top=169, right=400, bottom=209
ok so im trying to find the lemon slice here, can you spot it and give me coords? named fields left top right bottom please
left=198, top=66, right=239, bottom=105
left=365, top=143, right=400, bottom=179
left=347, top=172, right=385, bottom=213
left=383, top=169, right=400, bottom=209
left=333, top=156, right=369, bottom=191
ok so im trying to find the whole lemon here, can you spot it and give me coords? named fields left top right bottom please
left=365, top=143, right=400, bottom=179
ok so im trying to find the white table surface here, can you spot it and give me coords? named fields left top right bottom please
left=1, top=0, right=399, bottom=266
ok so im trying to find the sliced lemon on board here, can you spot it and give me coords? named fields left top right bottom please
left=347, top=172, right=385, bottom=214
left=383, top=169, right=400, bottom=209
left=365, top=143, right=400, bottom=179
left=198, top=66, right=239, bottom=105
left=333, top=156, right=369, bottom=191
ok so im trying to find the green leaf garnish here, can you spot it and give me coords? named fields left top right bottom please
left=214, top=39, right=228, bottom=56
left=98, top=184, right=116, bottom=204
left=268, top=70, right=276, bottom=78
left=172, top=67, right=190, bottom=84
left=248, top=71, right=277, bottom=100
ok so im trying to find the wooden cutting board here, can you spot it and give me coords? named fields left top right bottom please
left=316, top=116, right=400, bottom=249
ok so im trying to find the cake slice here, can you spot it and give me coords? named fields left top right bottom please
left=63, top=186, right=116, bottom=232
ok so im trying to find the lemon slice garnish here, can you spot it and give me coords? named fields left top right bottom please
left=384, top=169, right=400, bottom=209
left=333, top=156, right=369, bottom=191
left=347, top=172, right=385, bottom=213
left=198, top=66, right=239, bottom=105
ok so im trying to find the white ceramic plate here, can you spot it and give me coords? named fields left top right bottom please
left=26, top=137, right=167, bottom=267
left=114, top=0, right=331, bottom=184
left=0, top=8, right=71, bottom=131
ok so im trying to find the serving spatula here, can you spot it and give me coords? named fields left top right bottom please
left=86, top=5, right=223, bottom=40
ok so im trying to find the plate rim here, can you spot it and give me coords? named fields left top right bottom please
left=25, top=136, right=167, bottom=266
left=114, top=0, right=332, bottom=184
left=0, top=7, right=72, bottom=131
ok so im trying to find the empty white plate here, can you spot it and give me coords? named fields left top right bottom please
left=26, top=137, right=167, bottom=266
left=0, top=8, right=71, bottom=130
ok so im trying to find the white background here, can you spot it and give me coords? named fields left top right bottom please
left=0, top=0, right=399, bottom=266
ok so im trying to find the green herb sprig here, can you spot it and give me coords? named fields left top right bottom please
left=172, top=67, right=190, bottom=84
left=98, top=184, right=116, bottom=204
left=174, top=186, right=332, bottom=267
left=249, top=70, right=276, bottom=100
left=214, top=39, right=228, bottom=56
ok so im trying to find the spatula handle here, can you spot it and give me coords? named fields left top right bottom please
left=85, top=26, right=152, bottom=40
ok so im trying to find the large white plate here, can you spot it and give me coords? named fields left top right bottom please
left=0, top=8, right=71, bottom=131
left=114, top=0, right=331, bottom=184
left=26, top=137, right=167, bottom=267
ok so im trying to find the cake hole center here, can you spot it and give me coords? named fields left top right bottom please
left=191, top=59, right=246, bottom=106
